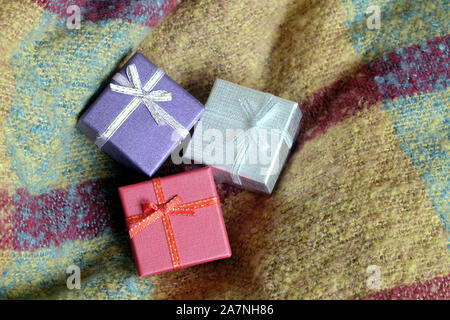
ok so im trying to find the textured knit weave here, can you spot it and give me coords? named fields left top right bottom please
left=0, top=0, right=448, bottom=299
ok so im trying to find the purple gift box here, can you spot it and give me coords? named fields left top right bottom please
left=77, top=52, right=204, bottom=176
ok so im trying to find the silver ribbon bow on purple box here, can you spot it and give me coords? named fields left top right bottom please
left=95, top=64, right=189, bottom=149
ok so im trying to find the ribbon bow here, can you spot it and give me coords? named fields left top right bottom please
left=126, top=178, right=219, bottom=270
left=230, top=94, right=293, bottom=185
left=95, top=64, right=188, bottom=149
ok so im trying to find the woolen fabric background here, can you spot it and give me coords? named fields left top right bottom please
left=0, top=0, right=448, bottom=299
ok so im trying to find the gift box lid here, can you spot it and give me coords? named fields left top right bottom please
left=118, top=167, right=231, bottom=277
left=77, top=52, right=205, bottom=177
left=183, top=79, right=301, bottom=193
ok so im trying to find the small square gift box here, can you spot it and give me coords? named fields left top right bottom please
left=183, top=79, right=301, bottom=194
left=119, top=167, right=231, bottom=277
left=77, top=52, right=204, bottom=177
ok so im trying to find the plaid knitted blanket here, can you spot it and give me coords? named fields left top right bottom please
left=0, top=0, right=448, bottom=299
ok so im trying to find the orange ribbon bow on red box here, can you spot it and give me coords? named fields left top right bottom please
left=125, top=177, right=220, bottom=269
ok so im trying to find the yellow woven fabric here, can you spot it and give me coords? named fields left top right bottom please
left=0, top=0, right=448, bottom=299
left=138, top=0, right=449, bottom=299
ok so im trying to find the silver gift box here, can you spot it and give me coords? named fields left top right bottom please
left=183, top=79, right=301, bottom=194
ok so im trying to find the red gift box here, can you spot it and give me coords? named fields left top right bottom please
left=119, top=167, right=232, bottom=277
